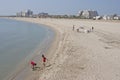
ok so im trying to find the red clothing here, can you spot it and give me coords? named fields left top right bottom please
left=31, top=61, right=36, bottom=66
left=42, top=57, right=46, bottom=62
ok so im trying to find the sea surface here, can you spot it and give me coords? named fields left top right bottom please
left=0, top=18, right=54, bottom=80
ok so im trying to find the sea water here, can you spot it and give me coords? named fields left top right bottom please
left=0, top=18, right=54, bottom=80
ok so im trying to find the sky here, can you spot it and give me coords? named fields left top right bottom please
left=0, top=0, right=120, bottom=15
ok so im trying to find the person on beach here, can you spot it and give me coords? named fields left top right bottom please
left=92, top=26, right=94, bottom=31
left=73, top=25, right=75, bottom=31
left=42, top=54, right=47, bottom=67
left=31, top=61, right=37, bottom=70
left=77, top=28, right=79, bottom=32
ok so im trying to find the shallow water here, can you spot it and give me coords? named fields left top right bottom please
left=0, top=18, right=54, bottom=80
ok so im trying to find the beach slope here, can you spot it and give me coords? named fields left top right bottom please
left=13, top=18, right=120, bottom=80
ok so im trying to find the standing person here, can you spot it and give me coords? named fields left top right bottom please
left=92, top=26, right=94, bottom=31
left=42, top=54, right=47, bottom=67
left=73, top=25, right=75, bottom=31
left=31, top=61, right=37, bottom=70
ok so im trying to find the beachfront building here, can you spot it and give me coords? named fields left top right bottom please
left=26, top=9, right=33, bottom=17
left=49, top=15, right=69, bottom=18
left=32, top=12, right=49, bottom=18
left=78, top=10, right=99, bottom=19
left=114, top=16, right=120, bottom=20
left=38, top=12, right=49, bottom=18
left=103, top=15, right=114, bottom=20
left=16, top=11, right=26, bottom=17
left=93, top=16, right=102, bottom=20
left=16, top=9, right=33, bottom=17
left=103, top=14, right=120, bottom=20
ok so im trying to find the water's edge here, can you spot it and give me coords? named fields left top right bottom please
left=2, top=18, right=55, bottom=80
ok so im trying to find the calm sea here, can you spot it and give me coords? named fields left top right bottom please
left=0, top=18, right=54, bottom=80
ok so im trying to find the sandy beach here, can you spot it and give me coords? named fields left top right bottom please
left=10, top=18, right=120, bottom=80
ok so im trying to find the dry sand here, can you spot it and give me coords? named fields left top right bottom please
left=11, top=18, right=120, bottom=80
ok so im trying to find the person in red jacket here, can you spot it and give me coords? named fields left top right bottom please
left=31, top=61, right=37, bottom=70
left=42, top=54, right=47, bottom=67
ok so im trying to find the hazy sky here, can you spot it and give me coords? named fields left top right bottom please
left=0, top=0, right=119, bottom=15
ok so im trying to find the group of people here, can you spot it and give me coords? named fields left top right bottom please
left=72, top=25, right=94, bottom=33
left=30, top=54, right=47, bottom=70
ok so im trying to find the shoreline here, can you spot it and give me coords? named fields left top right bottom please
left=4, top=18, right=58, bottom=80
left=7, top=17, right=120, bottom=80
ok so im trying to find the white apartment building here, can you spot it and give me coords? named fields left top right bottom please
left=78, top=10, right=98, bottom=19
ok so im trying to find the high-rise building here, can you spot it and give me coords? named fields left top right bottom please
left=26, top=9, right=33, bottom=17
left=16, top=9, right=33, bottom=17
left=78, top=10, right=98, bottom=19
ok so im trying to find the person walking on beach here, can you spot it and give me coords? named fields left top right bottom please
left=31, top=61, right=37, bottom=70
left=42, top=54, right=47, bottom=67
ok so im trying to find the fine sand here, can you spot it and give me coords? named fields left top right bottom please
left=10, top=18, right=120, bottom=80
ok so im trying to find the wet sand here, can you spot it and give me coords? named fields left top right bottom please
left=10, top=18, right=120, bottom=80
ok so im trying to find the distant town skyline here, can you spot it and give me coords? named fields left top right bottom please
left=0, top=0, right=120, bottom=15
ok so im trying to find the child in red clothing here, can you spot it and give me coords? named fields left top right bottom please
left=31, top=61, right=37, bottom=70
left=42, top=54, right=47, bottom=67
